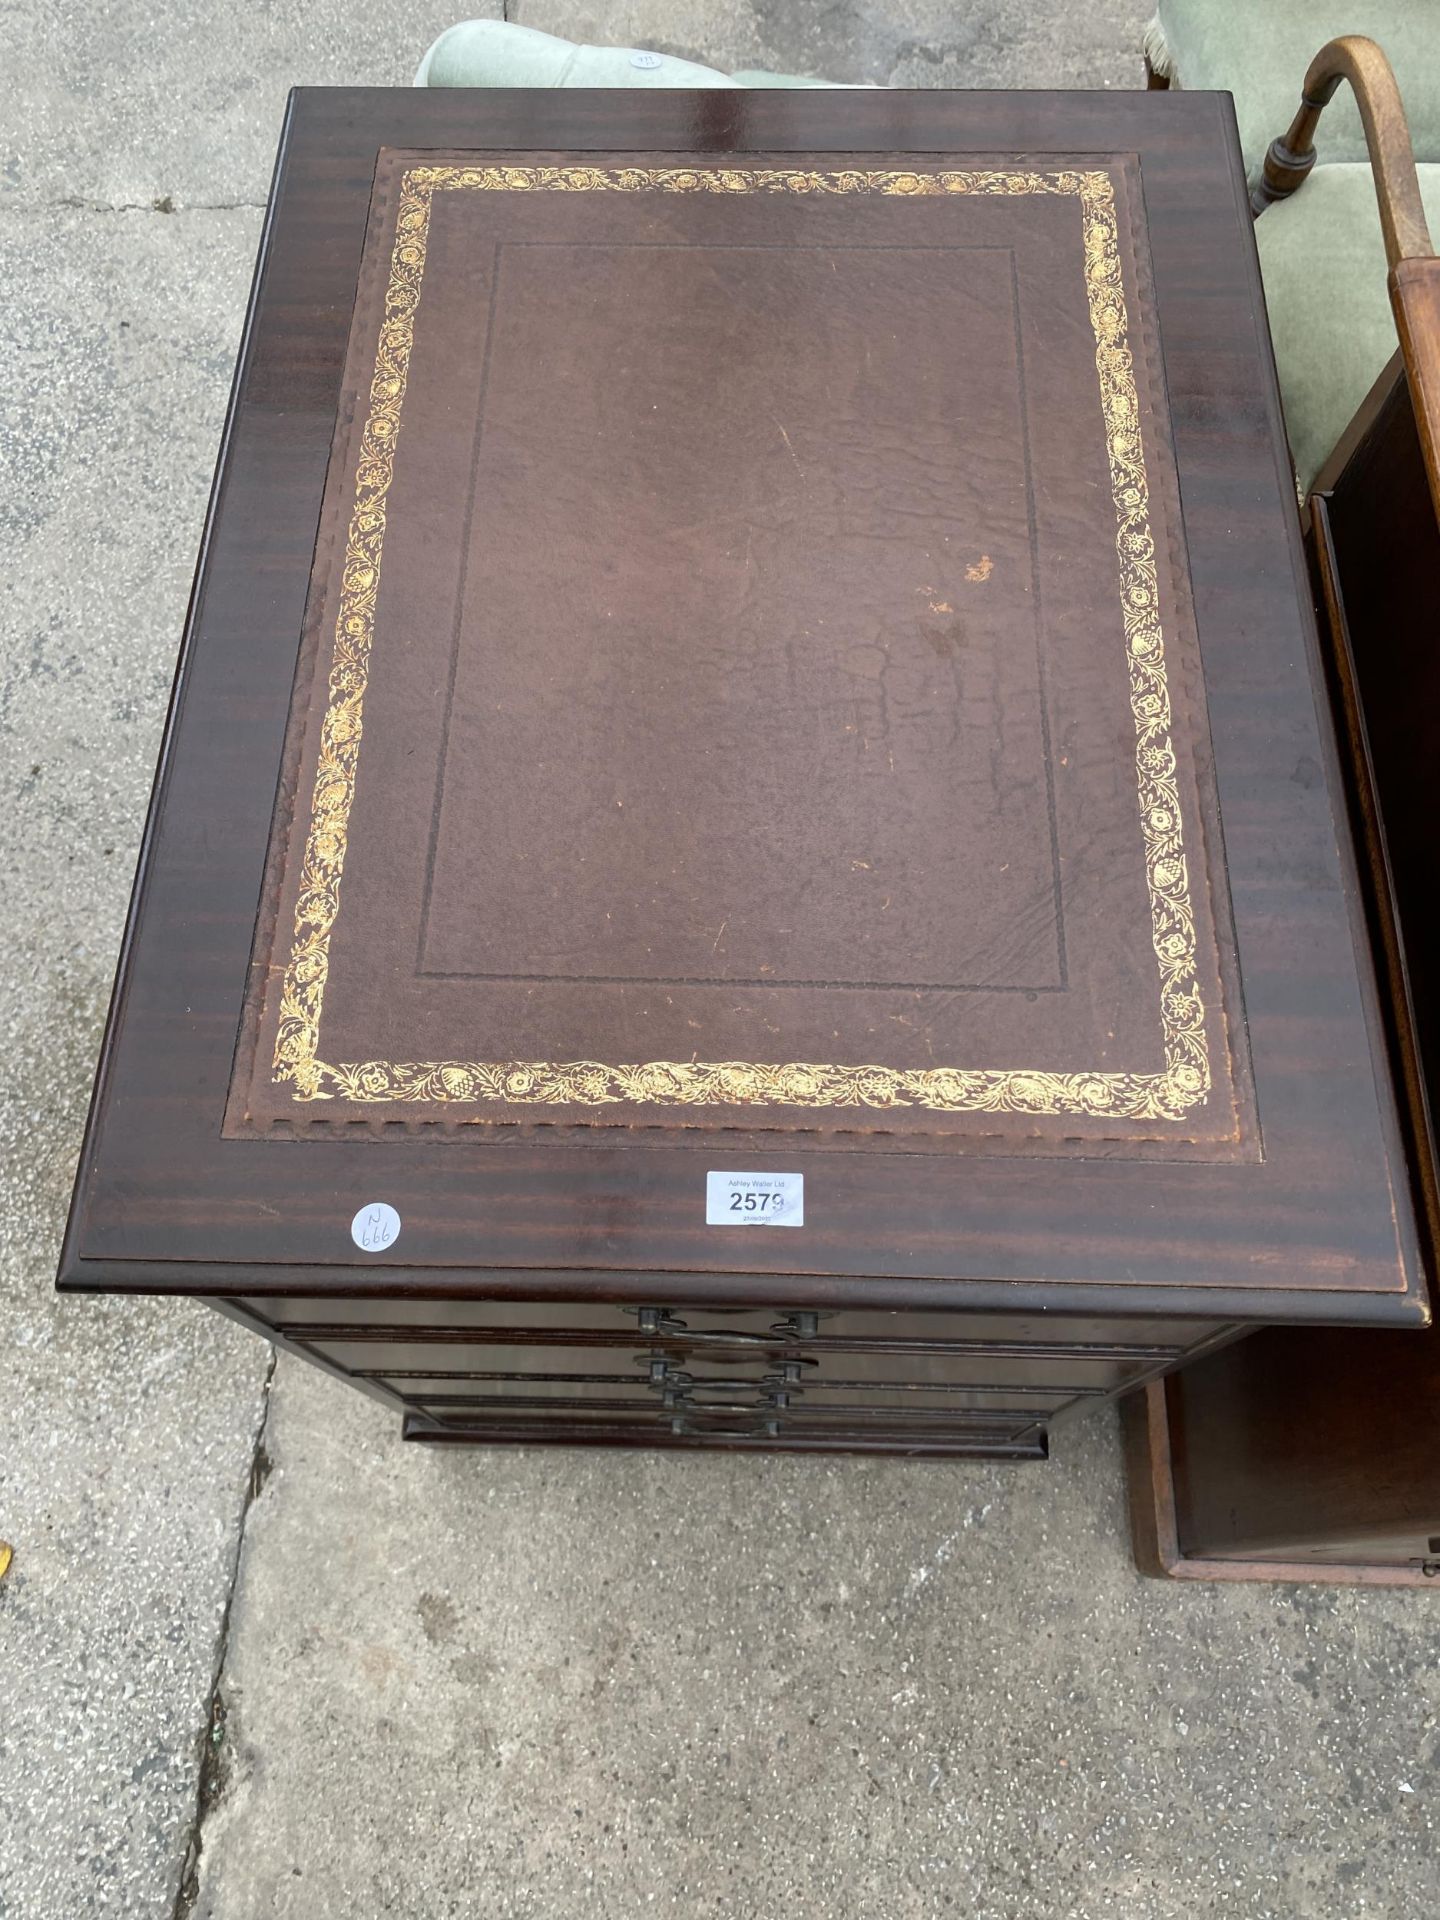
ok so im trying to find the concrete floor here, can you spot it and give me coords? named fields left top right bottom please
left=2, top=3, right=1437, bottom=1916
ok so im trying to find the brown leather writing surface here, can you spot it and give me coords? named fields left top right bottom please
left=228, top=149, right=1252, bottom=1149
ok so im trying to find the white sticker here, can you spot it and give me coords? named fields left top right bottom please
left=351, top=1201, right=402, bottom=1253
left=629, top=50, right=663, bottom=68
left=706, top=1170, right=804, bottom=1226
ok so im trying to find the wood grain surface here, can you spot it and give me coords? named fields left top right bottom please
left=58, top=89, right=1425, bottom=1330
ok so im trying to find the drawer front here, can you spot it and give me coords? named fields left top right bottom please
left=417, top=1398, right=662, bottom=1423
left=307, top=1336, right=1150, bottom=1398
left=235, top=1295, right=1214, bottom=1458
left=241, top=1294, right=1218, bottom=1357
left=410, top=1401, right=1045, bottom=1442
left=404, top=1410, right=1050, bottom=1460
left=247, top=1296, right=646, bottom=1334
left=383, top=1371, right=658, bottom=1407
left=770, top=1406, right=1047, bottom=1436
left=772, top=1383, right=1072, bottom=1413
left=388, top=1375, right=1074, bottom=1415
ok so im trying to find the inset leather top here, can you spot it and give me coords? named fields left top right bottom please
left=230, top=149, right=1251, bottom=1151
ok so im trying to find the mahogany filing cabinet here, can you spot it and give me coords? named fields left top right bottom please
left=58, top=88, right=1429, bottom=1459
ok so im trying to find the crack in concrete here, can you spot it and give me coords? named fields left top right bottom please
left=1, top=196, right=267, bottom=215
left=170, top=1348, right=277, bottom=1920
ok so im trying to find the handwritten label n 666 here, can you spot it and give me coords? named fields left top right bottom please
left=350, top=1202, right=402, bottom=1252
left=705, top=1171, right=804, bottom=1227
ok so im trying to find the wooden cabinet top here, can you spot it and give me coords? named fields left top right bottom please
left=59, top=88, right=1427, bottom=1327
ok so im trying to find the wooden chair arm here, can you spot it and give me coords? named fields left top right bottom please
left=1251, top=35, right=1430, bottom=259
left=1391, top=254, right=1440, bottom=516
left=1254, top=36, right=1440, bottom=516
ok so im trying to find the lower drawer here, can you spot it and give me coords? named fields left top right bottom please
left=404, top=1394, right=1057, bottom=1430
left=387, top=1375, right=1075, bottom=1414
left=402, top=1409, right=1050, bottom=1459
left=414, top=1397, right=1043, bottom=1431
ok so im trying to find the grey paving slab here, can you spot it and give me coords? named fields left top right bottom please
left=0, top=0, right=503, bottom=212
left=513, top=0, right=1154, bottom=89
left=0, top=203, right=273, bottom=1920
left=191, top=1357, right=1438, bottom=1920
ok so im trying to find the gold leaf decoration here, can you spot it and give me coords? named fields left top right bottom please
left=273, top=166, right=1208, bottom=1120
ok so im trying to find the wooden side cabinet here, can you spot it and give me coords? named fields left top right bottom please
left=1125, top=356, right=1440, bottom=1582
left=1125, top=1326, right=1440, bottom=1585
left=59, top=90, right=1429, bottom=1462
left=1127, top=39, right=1440, bottom=1573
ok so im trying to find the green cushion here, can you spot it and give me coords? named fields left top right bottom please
left=729, top=70, right=846, bottom=90
left=1155, top=1, right=1440, bottom=182
left=417, top=21, right=738, bottom=89
left=415, top=21, right=847, bottom=91
left=1255, top=161, right=1440, bottom=491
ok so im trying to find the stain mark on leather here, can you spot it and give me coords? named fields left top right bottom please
left=965, top=554, right=994, bottom=582
left=921, top=619, right=968, bottom=657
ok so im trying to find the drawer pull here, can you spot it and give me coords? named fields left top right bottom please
left=664, top=1393, right=782, bottom=1415
left=648, top=1356, right=808, bottom=1385
left=670, top=1414, right=781, bottom=1439
left=634, top=1307, right=821, bottom=1345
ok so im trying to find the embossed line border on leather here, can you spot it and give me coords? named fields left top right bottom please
left=267, top=162, right=1213, bottom=1126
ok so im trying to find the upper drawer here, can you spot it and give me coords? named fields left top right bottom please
left=238, top=1295, right=1215, bottom=1357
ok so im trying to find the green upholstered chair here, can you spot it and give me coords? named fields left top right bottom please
left=1257, top=159, right=1440, bottom=492
left=1145, top=1, right=1440, bottom=185
left=1149, top=9, right=1439, bottom=495
left=415, top=19, right=846, bottom=92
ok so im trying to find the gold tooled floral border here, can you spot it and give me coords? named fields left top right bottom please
left=271, top=163, right=1209, bottom=1122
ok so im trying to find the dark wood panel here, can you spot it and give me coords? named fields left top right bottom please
left=1124, top=351, right=1440, bottom=1578
left=402, top=1411, right=1050, bottom=1459
left=400, top=1378, right=1074, bottom=1414
left=697, top=1384, right=1069, bottom=1414
left=57, top=88, right=1422, bottom=1326
left=1312, top=363, right=1440, bottom=1208
left=411, top=1393, right=1034, bottom=1427
left=1165, top=1321, right=1440, bottom=1565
